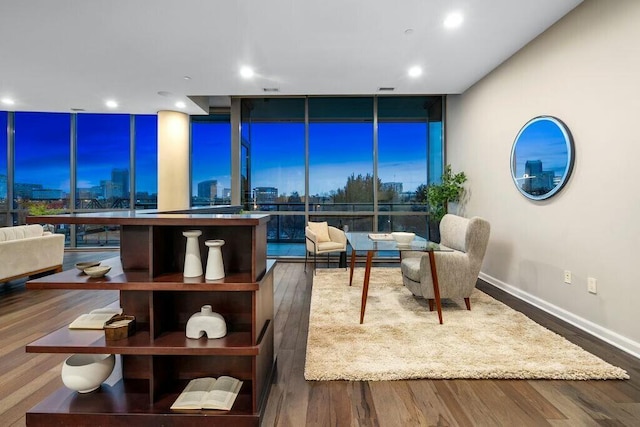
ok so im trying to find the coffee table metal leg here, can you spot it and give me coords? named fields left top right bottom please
left=359, top=250, right=374, bottom=324
left=349, top=249, right=357, bottom=286
left=427, top=251, right=443, bottom=324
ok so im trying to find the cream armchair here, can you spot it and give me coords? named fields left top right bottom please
left=400, top=214, right=490, bottom=311
left=305, top=221, right=347, bottom=274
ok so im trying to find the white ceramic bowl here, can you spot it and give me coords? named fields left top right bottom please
left=76, top=261, right=100, bottom=271
left=391, top=232, right=416, bottom=245
left=83, top=265, right=111, bottom=278
left=61, top=354, right=115, bottom=393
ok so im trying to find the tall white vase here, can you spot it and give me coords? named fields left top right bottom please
left=182, top=230, right=203, bottom=277
left=205, top=239, right=225, bottom=280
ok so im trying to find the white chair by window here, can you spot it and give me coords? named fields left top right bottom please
left=305, top=221, right=347, bottom=275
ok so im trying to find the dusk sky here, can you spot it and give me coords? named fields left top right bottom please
left=2, top=110, right=438, bottom=200
left=512, top=118, right=571, bottom=179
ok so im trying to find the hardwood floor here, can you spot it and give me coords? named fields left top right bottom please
left=1, top=255, right=638, bottom=426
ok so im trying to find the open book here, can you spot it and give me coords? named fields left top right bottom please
left=68, top=307, right=123, bottom=330
left=170, top=376, right=243, bottom=411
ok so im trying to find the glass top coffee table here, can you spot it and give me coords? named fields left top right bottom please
left=345, top=232, right=450, bottom=325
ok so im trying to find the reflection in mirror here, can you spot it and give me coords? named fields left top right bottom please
left=510, top=116, right=575, bottom=200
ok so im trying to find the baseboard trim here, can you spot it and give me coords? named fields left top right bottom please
left=479, top=272, right=640, bottom=361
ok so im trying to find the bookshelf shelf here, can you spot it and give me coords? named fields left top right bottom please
left=25, top=212, right=275, bottom=426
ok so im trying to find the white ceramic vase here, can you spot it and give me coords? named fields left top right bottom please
left=185, top=305, right=227, bottom=339
left=182, top=230, right=203, bottom=278
left=205, top=239, right=225, bottom=280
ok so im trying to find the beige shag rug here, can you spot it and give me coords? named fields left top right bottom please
left=304, top=267, right=629, bottom=381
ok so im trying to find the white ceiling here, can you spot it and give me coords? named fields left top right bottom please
left=0, top=0, right=582, bottom=115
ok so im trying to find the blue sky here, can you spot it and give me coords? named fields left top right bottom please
left=513, top=118, right=570, bottom=179
left=2, top=110, right=438, bottom=200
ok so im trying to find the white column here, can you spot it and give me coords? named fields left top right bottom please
left=157, top=110, right=189, bottom=211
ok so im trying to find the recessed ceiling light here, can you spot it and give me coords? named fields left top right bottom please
left=183, top=76, right=192, bottom=81
left=444, top=12, right=464, bottom=29
left=404, top=29, right=414, bottom=35
left=157, top=91, right=172, bottom=97
left=175, top=101, right=186, bottom=108
left=105, top=100, right=118, bottom=108
left=408, top=66, right=423, bottom=78
left=240, top=66, right=255, bottom=79
left=1, top=98, right=15, bottom=105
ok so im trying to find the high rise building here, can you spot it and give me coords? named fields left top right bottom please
left=523, top=160, right=554, bottom=195
left=111, top=168, right=129, bottom=198
left=254, top=187, right=278, bottom=203
left=14, top=182, right=44, bottom=199
left=0, top=174, right=7, bottom=199
left=198, top=180, right=218, bottom=200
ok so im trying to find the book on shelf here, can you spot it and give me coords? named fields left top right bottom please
left=170, top=376, right=243, bottom=411
left=68, top=307, right=123, bottom=330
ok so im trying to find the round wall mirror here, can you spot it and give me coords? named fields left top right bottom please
left=510, top=116, right=575, bottom=200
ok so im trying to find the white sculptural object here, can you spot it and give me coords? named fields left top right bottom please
left=205, top=239, right=225, bottom=280
left=61, top=353, right=115, bottom=393
left=182, top=230, right=203, bottom=277
left=185, top=305, right=227, bottom=339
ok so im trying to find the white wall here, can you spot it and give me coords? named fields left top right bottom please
left=447, top=0, right=640, bottom=357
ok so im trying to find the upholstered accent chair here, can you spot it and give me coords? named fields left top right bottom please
left=305, top=221, right=347, bottom=274
left=400, top=214, right=490, bottom=311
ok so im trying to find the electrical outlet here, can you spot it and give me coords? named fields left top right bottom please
left=564, top=270, right=572, bottom=284
left=588, top=277, right=597, bottom=294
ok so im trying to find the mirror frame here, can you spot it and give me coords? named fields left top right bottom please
left=510, top=115, right=575, bottom=201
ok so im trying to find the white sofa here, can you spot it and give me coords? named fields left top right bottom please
left=0, top=224, right=65, bottom=282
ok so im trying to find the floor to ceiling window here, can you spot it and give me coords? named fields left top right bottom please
left=13, top=112, right=71, bottom=231
left=76, top=114, right=131, bottom=210
left=242, top=96, right=444, bottom=256
left=309, top=97, right=375, bottom=214
left=191, top=114, right=231, bottom=206
left=0, top=112, right=7, bottom=225
left=1, top=95, right=443, bottom=254
left=377, top=96, right=431, bottom=234
left=134, top=115, right=158, bottom=209
left=76, top=114, right=130, bottom=247
left=242, top=98, right=306, bottom=245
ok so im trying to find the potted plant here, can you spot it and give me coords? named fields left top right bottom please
left=422, top=164, right=467, bottom=242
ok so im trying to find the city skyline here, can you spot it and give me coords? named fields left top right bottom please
left=2, top=110, right=440, bottom=207
left=512, top=118, right=570, bottom=179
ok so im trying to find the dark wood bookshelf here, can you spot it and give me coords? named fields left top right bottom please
left=25, top=212, right=275, bottom=426
left=27, top=379, right=260, bottom=427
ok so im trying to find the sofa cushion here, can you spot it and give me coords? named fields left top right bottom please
left=0, top=224, right=44, bottom=242
left=439, top=214, right=468, bottom=252
left=400, top=257, right=422, bottom=283
left=307, top=221, right=331, bottom=243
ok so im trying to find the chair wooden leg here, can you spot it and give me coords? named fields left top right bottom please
left=464, top=298, right=471, bottom=310
left=428, top=299, right=434, bottom=312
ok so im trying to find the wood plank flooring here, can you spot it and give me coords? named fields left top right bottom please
left=1, top=254, right=639, bottom=426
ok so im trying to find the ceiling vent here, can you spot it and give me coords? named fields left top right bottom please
left=263, top=88, right=279, bottom=92
left=377, top=87, right=395, bottom=92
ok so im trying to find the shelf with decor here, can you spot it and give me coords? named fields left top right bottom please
left=25, top=212, right=275, bottom=427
